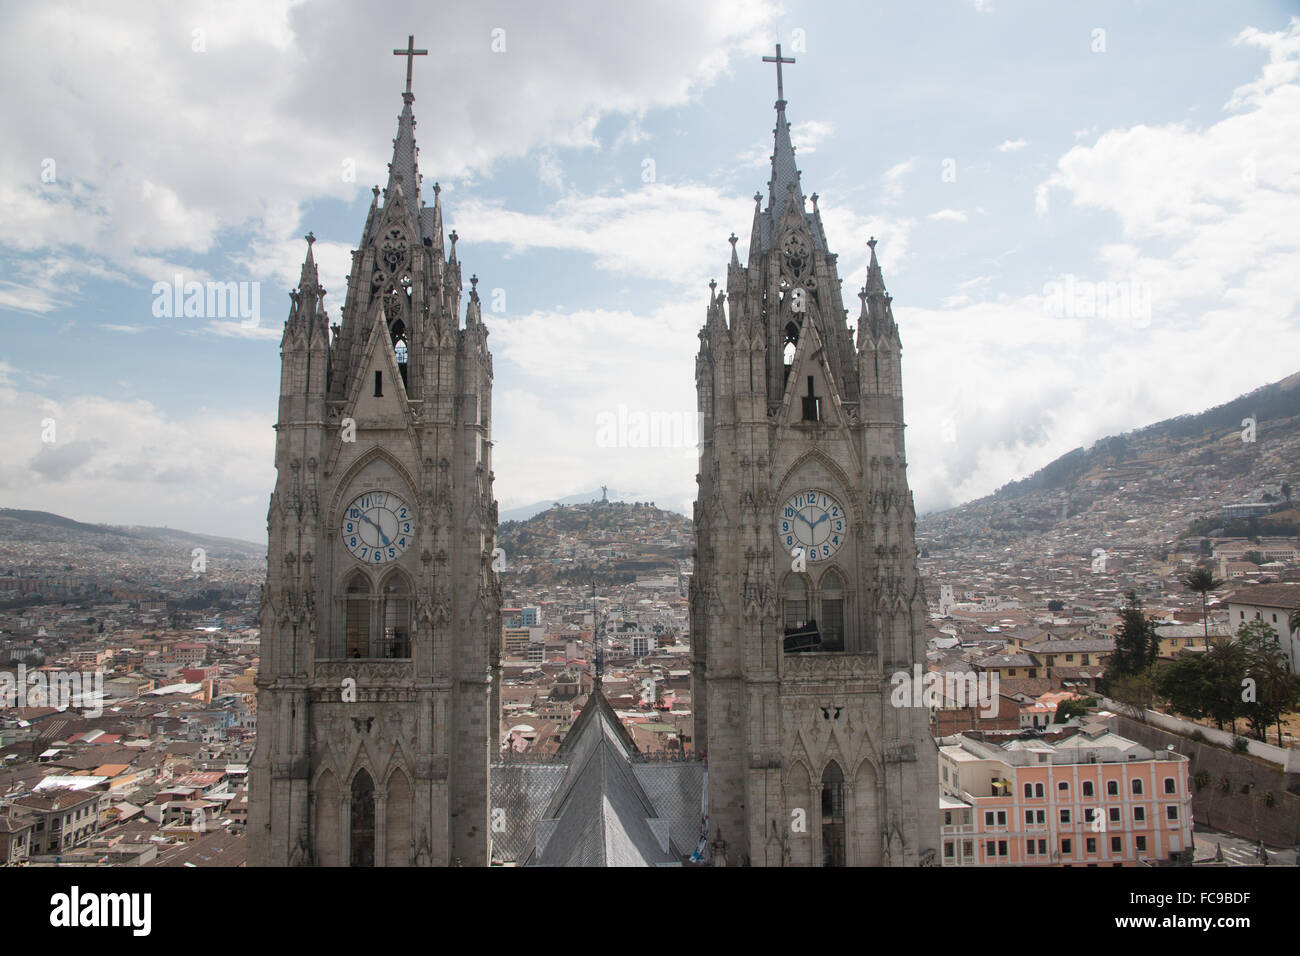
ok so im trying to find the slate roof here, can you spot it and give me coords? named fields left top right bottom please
left=493, top=688, right=703, bottom=867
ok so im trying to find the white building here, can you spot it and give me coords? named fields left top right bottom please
left=1227, top=582, right=1300, bottom=674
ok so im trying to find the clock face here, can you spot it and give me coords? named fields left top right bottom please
left=342, top=491, right=414, bottom=564
left=779, top=489, right=846, bottom=563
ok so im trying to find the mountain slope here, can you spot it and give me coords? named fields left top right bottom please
left=917, top=371, right=1300, bottom=553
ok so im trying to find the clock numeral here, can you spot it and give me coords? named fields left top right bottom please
left=387, top=547, right=396, bottom=559
left=359, top=547, right=369, bottom=559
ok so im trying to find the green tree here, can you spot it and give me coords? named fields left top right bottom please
left=1202, top=637, right=1249, bottom=732
left=1111, top=590, right=1159, bottom=678
left=1156, top=655, right=1211, bottom=721
left=1055, top=697, right=1096, bottom=723
left=1238, top=619, right=1300, bottom=744
left=1181, top=565, right=1224, bottom=643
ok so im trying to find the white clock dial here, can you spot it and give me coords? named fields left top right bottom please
left=342, top=491, right=414, bottom=564
left=779, top=489, right=846, bottom=563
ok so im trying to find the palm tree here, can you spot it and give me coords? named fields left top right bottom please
left=1290, top=606, right=1300, bottom=639
left=1182, top=566, right=1225, bottom=644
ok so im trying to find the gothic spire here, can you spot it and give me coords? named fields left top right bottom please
left=764, top=43, right=803, bottom=226
left=860, top=236, right=898, bottom=346
left=385, top=95, right=423, bottom=228
left=768, top=98, right=804, bottom=225
left=865, top=236, right=885, bottom=296
left=299, top=231, right=319, bottom=292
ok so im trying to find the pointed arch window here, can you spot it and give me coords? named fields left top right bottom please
left=782, top=321, right=799, bottom=387
left=783, top=574, right=808, bottom=631
left=820, top=568, right=844, bottom=651
left=783, top=574, right=820, bottom=653
left=344, top=574, right=372, bottom=659
left=821, top=761, right=846, bottom=867
left=350, top=770, right=375, bottom=867
left=390, top=316, right=409, bottom=390
left=380, top=573, right=412, bottom=659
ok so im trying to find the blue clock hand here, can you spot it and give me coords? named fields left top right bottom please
left=359, top=512, right=391, bottom=546
left=798, top=513, right=814, bottom=528
left=812, top=514, right=829, bottom=528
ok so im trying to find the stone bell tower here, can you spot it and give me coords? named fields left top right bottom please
left=248, top=36, right=500, bottom=867
left=691, top=45, right=938, bottom=866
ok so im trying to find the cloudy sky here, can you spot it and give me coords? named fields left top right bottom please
left=2, top=0, right=1298, bottom=542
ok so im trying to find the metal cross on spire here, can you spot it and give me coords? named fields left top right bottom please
left=762, top=42, right=796, bottom=103
left=393, top=34, right=428, bottom=95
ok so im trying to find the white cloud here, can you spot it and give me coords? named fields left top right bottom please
left=537, top=149, right=566, bottom=192
left=881, top=158, right=916, bottom=205
left=997, top=138, right=1027, bottom=152
left=910, top=21, right=1300, bottom=512
left=0, top=380, right=274, bottom=541
left=0, top=0, right=780, bottom=313
left=928, top=209, right=967, bottom=222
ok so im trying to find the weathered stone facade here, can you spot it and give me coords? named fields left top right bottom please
left=691, top=51, right=939, bottom=866
left=248, top=80, right=500, bottom=867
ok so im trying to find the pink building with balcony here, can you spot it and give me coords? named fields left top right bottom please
left=938, top=724, right=1193, bottom=866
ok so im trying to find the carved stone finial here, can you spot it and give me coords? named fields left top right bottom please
left=867, top=236, right=878, bottom=251
left=305, top=231, right=315, bottom=247
left=728, top=233, right=738, bottom=248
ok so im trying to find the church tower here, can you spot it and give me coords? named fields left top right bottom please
left=249, top=37, right=500, bottom=867
left=691, top=46, right=938, bottom=866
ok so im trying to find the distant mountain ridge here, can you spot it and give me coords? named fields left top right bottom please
left=918, top=370, right=1300, bottom=551
left=0, top=508, right=265, bottom=559
left=988, top=371, right=1300, bottom=504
